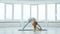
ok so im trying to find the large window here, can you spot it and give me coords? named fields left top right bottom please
left=38, top=4, right=45, bottom=21
left=0, top=3, right=5, bottom=20
left=0, top=3, right=60, bottom=22
left=14, top=4, right=22, bottom=20
left=23, top=5, right=30, bottom=21
left=57, top=4, right=60, bottom=20
left=31, top=5, right=37, bottom=20
left=6, top=4, right=12, bottom=20
left=47, top=4, right=55, bottom=21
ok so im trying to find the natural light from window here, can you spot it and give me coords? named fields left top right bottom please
left=23, top=5, right=30, bottom=21
left=6, top=4, right=12, bottom=20
left=14, top=4, right=22, bottom=20
left=31, top=5, right=37, bottom=20
left=47, top=4, right=55, bottom=21
left=38, top=4, right=45, bottom=21
left=57, top=4, right=60, bottom=21
left=0, top=3, right=5, bottom=20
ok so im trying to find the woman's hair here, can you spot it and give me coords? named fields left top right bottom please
left=31, top=18, right=38, bottom=25
left=31, top=18, right=36, bottom=21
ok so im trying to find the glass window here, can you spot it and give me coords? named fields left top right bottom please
left=14, top=4, right=21, bottom=20
left=23, top=5, right=30, bottom=21
left=0, top=3, right=5, bottom=20
left=38, top=4, right=45, bottom=21
left=57, top=4, right=60, bottom=20
left=47, top=4, right=55, bottom=21
left=6, top=4, right=12, bottom=20
left=31, top=5, right=37, bottom=20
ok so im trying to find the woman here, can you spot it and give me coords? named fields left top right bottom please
left=23, top=18, right=42, bottom=32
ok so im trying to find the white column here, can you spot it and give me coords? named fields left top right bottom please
left=5, top=3, right=6, bottom=20
left=12, top=4, right=14, bottom=20
left=55, top=3, right=57, bottom=22
left=37, top=4, right=39, bottom=21
left=21, top=4, right=24, bottom=27
left=45, top=3, right=48, bottom=29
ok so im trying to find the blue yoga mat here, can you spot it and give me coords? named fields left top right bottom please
left=18, top=29, right=47, bottom=31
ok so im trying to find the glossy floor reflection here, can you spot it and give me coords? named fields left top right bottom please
left=0, top=27, right=60, bottom=34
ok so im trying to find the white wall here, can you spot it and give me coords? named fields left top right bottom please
left=0, top=23, right=60, bottom=28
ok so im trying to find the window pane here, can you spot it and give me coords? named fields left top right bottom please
left=57, top=4, right=60, bottom=20
left=0, top=3, right=5, bottom=20
left=31, top=5, right=37, bottom=20
left=6, top=4, right=12, bottom=20
left=47, top=4, right=55, bottom=21
left=38, top=4, right=45, bottom=21
left=14, top=4, right=21, bottom=20
left=23, top=5, right=30, bottom=21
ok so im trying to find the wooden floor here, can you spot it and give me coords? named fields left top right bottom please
left=0, top=27, right=60, bottom=34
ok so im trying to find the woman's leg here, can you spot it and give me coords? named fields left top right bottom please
left=23, top=18, right=31, bottom=29
left=37, top=24, right=41, bottom=28
left=23, top=22, right=29, bottom=29
left=37, top=24, right=42, bottom=30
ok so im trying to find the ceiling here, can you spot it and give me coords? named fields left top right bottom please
left=0, top=0, right=60, bottom=4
